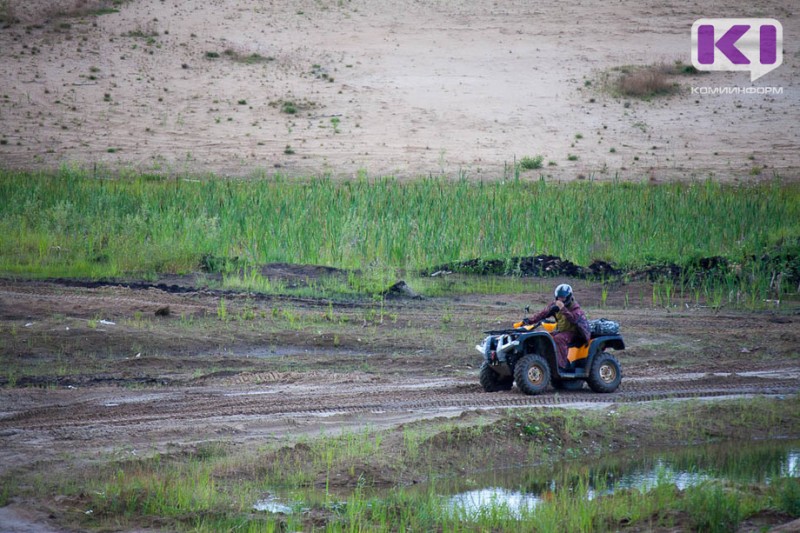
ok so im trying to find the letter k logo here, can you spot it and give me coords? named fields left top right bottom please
left=691, top=19, right=784, bottom=82
left=698, top=24, right=750, bottom=64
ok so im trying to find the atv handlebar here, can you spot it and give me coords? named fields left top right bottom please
left=484, top=321, right=542, bottom=335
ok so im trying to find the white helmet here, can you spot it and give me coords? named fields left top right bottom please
left=554, top=283, right=573, bottom=304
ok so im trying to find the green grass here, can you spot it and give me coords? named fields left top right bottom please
left=519, top=155, right=544, bottom=170
left=0, top=168, right=797, bottom=299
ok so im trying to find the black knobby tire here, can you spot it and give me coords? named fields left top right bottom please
left=513, top=353, right=551, bottom=395
left=587, top=351, right=622, bottom=393
left=479, top=362, right=513, bottom=392
left=553, top=379, right=584, bottom=391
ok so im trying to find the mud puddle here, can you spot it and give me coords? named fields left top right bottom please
left=446, top=439, right=800, bottom=518
left=263, top=439, right=800, bottom=517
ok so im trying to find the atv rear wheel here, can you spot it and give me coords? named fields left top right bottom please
left=479, top=362, right=513, bottom=392
left=514, top=353, right=550, bottom=395
left=588, top=351, right=622, bottom=393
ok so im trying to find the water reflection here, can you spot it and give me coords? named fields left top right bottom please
left=784, top=452, right=799, bottom=478
left=450, top=488, right=543, bottom=519
left=253, top=496, right=294, bottom=514
left=261, top=440, right=800, bottom=516
left=447, top=440, right=800, bottom=517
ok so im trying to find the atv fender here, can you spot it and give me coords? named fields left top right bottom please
left=517, top=331, right=559, bottom=370
left=557, top=335, right=625, bottom=380
left=589, top=335, right=625, bottom=357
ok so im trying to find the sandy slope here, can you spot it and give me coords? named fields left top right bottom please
left=0, top=0, right=798, bottom=180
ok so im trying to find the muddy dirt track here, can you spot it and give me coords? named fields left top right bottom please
left=2, top=370, right=799, bottom=471
left=1, top=276, right=798, bottom=478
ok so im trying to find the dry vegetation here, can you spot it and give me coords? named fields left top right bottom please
left=616, top=66, right=675, bottom=98
left=602, top=62, right=704, bottom=99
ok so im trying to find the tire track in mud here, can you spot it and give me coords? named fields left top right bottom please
left=3, top=378, right=798, bottom=432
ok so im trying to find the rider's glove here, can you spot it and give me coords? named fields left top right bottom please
left=521, top=317, right=532, bottom=326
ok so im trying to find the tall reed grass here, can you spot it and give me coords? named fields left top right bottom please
left=1, top=168, right=797, bottom=294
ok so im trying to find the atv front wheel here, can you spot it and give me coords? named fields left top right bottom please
left=587, top=351, right=622, bottom=393
left=479, top=362, right=513, bottom=392
left=514, top=353, right=550, bottom=395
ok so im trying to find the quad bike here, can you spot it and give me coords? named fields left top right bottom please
left=476, top=317, right=624, bottom=395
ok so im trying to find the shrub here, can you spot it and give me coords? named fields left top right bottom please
left=519, top=155, right=544, bottom=170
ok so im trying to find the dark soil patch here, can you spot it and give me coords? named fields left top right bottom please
left=425, top=248, right=799, bottom=286
left=424, top=254, right=701, bottom=279
left=382, top=280, right=422, bottom=299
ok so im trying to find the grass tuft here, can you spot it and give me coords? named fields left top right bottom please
left=616, top=67, right=675, bottom=98
left=600, top=62, right=703, bottom=99
left=223, top=48, right=274, bottom=64
left=519, top=155, right=544, bottom=170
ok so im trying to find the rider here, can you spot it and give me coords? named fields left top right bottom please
left=522, top=284, right=590, bottom=369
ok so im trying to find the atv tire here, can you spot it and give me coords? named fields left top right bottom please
left=514, top=353, right=550, bottom=395
left=479, top=362, right=513, bottom=392
left=553, top=379, right=584, bottom=391
left=587, top=351, right=622, bottom=393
